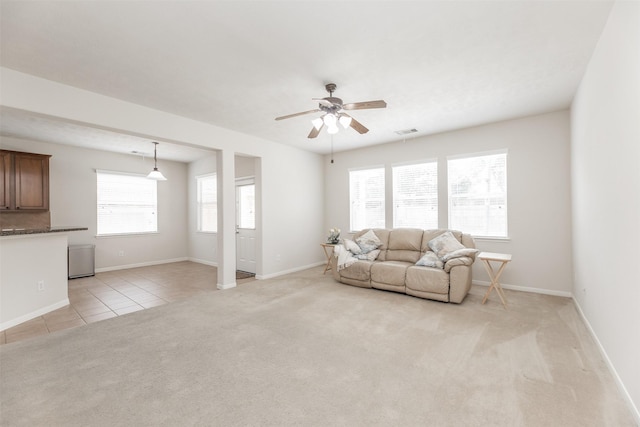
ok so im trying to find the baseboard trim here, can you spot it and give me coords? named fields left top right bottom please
left=0, top=298, right=70, bottom=332
left=217, top=282, right=237, bottom=290
left=571, top=298, right=640, bottom=425
left=257, top=261, right=325, bottom=280
left=188, top=258, right=218, bottom=267
left=95, top=257, right=189, bottom=273
left=472, top=280, right=572, bottom=298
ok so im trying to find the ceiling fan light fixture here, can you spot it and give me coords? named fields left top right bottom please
left=323, top=113, right=337, bottom=127
left=311, top=117, right=324, bottom=131
left=323, top=113, right=340, bottom=134
left=339, top=115, right=352, bottom=129
left=147, top=142, right=167, bottom=181
left=275, top=83, right=386, bottom=139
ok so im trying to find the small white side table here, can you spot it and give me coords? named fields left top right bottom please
left=478, top=252, right=512, bottom=307
left=321, top=243, right=337, bottom=274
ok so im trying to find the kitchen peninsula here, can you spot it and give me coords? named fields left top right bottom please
left=0, top=226, right=87, bottom=331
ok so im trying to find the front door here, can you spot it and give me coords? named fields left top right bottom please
left=236, top=178, right=256, bottom=274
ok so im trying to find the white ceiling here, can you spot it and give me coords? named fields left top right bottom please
left=0, top=107, right=216, bottom=163
left=0, top=1, right=613, bottom=158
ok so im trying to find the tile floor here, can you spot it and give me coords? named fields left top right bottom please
left=1, top=261, right=255, bottom=345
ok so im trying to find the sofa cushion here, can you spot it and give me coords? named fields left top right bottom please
left=371, top=261, right=411, bottom=287
left=422, top=229, right=463, bottom=253
left=441, top=247, right=479, bottom=262
left=353, top=229, right=391, bottom=261
left=415, top=251, right=444, bottom=269
left=343, top=238, right=362, bottom=255
left=386, top=228, right=424, bottom=263
left=354, top=249, right=381, bottom=261
left=340, top=260, right=374, bottom=282
left=406, top=266, right=450, bottom=295
left=356, top=229, right=382, bottom=253
left=428, top=231, right=466, bottom=260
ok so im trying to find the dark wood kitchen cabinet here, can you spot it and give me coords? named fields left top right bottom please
left=0, top=150, right=51, bottom=211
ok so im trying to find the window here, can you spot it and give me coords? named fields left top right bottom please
left=97, top=170, right=158, bottom=236
left=448, top=152, right=507, bottom=237
left=197, top=174, right=217, bottom=233
left=349, top=167, right=385, bottom=231
left=236, top=180, right=255, bottom=229
left=393, top=161, right=438, bottom=229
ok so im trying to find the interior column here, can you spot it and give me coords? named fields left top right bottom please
left=216, top=149, right=236, bottom=289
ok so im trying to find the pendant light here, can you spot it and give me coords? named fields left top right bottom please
left=147, top=142, right=167, bottom=181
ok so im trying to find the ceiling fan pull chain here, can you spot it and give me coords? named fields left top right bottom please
left=331, top=135, right=334, bottom=164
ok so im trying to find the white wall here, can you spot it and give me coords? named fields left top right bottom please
left=235, top=155, right=256, bottom=178
left=571, top=0, right=640, bottom=419
left=261, top=143, right=325, bottom=277
left=324, top=111, right=573, bottom=295
left=0, top=233, right=69, bottom=330
left=0, top=136, right=189, bottom=270
left=0, top=68, right=326, bottom=279
left=187, top=154, right=217, bottom=265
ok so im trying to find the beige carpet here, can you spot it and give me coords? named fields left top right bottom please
left=0, top=267, right=635, bottom=426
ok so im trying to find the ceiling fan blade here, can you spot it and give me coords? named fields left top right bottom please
left=342, top=100, right=387, bottom=110
left=344, top=114, right=369, bottom=134
left=312, top=98, right=335, bottom=107
left=308, top=122, right=324, bottom=139
left=275, top=109, right=321, bottom=121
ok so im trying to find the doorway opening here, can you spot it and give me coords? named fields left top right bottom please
left=236, top=177, right=256, bottom=276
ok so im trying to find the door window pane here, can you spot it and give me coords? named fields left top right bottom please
left=237, top=184, right=255, bottom=229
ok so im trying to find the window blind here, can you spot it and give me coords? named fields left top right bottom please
left=97, top=171, right=158, bottom=235
left=349, top=168, right=385, bottom=231
left=197, top=174, right=217, bottom=232
left=448, top=152, right=507, bottom=237
left=393, top=162, right=438, bottom=229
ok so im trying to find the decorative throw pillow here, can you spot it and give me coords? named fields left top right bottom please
left=441, top=248, right=479, bottom=262
left=343, top=238, right=362, bottom=255
left=428, top=231, right=466, bottom=260
left=356, top=229, right=382, bottom=254
left=355, top=249, right=381, bottom=261
left=415, top=251, right=444, bottom=269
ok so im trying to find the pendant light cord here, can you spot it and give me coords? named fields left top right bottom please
left=153, top=142, right=158, bottom=169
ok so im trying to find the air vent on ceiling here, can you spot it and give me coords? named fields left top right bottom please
left=395, top=128, right=418, bottom=135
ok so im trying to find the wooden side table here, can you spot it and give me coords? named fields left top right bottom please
left=478, top=252, right=512, bottom=307
left=320, top=243, right=337, bottom=274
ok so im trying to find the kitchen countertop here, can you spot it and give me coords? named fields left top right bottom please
left=0, top=226, right=88, bottom=237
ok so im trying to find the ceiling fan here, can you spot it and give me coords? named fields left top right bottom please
left=275, top=83, right=387, bottom=138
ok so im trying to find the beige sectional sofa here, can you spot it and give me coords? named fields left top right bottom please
left=330, top=228, right=477, bottom=303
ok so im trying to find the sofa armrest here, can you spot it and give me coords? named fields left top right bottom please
left=444, top=256, right=473, bottom=273
left=449, top=264, right=473, bottom=303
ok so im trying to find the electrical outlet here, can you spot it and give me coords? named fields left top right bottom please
left=118, top=250, right=124, bottom=257
left=37, top=280, right=45, bottom=292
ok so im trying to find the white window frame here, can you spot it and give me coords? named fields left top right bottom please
left=447, top=150, right=508, bottom=238
left=392, top=160, right=438, bottom=229
left=349, top=166, right=386, bottom=232
left=196, top=173, right=217, bottom=233
left=96, top=170, right=158, bottom=237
